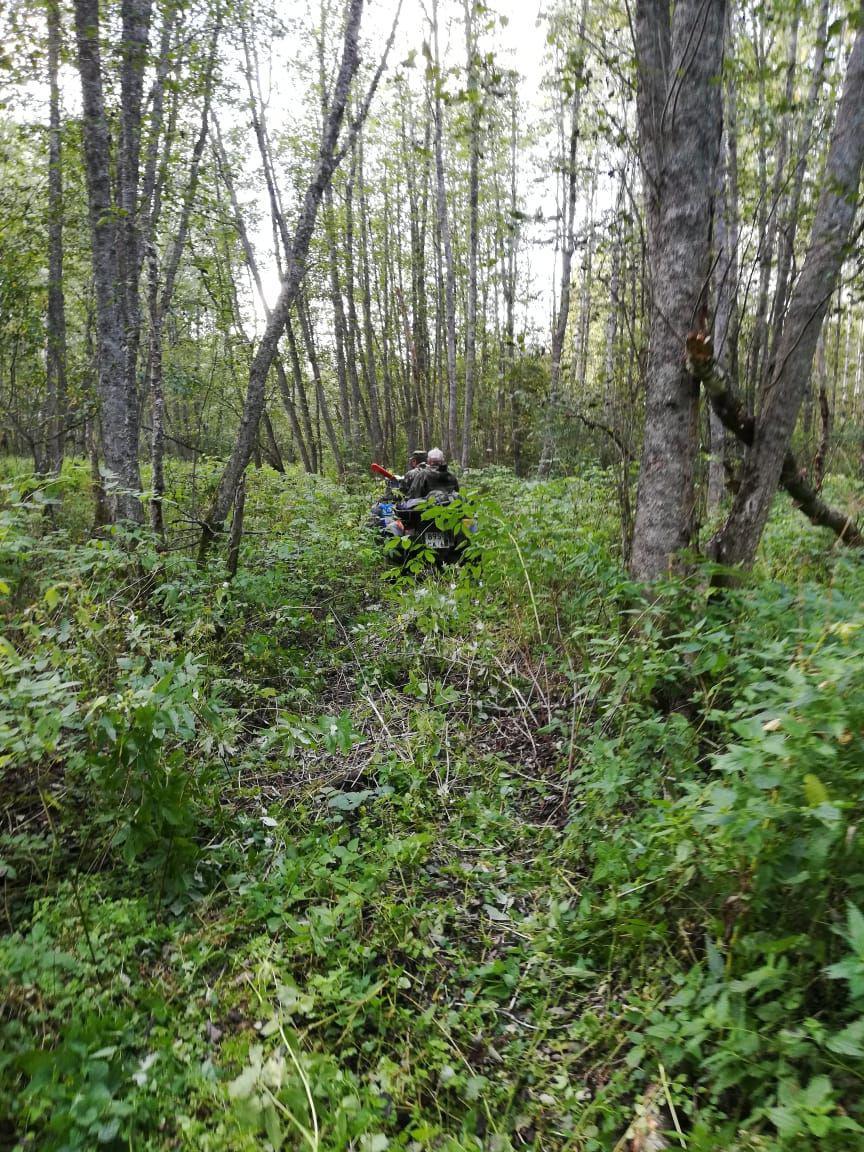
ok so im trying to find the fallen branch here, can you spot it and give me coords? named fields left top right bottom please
left=685, top=331, right=863, bottom=549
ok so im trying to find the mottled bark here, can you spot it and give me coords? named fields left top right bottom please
left=226, top=476, right=246, bottom=580
left=708, top=15, right=864, bottom=568
left=118, top=0, right=154, bottom=453
left=73, top=0, right=146, bottom=522
left=628, top=0, right=727, bottom=579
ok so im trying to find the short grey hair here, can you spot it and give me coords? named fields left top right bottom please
left=427, top=447, right=445, bottom=466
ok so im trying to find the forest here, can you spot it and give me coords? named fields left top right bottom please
left=1, top=0, right=864, bottom=1147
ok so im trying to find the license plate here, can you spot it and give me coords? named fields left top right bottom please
left=425, top=532, right=448, bottom=549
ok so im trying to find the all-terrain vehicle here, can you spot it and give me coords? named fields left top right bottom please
left=369, top=463, right=475, bottom=567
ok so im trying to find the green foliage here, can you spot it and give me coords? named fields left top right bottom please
left=3, top=463, right=864, bottom=1150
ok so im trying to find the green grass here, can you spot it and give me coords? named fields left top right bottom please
left=2, top=461, right=864, bottom=1150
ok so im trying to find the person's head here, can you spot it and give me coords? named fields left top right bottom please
left=427, top=447, right=445, bottom=469
left=408, top=449, right=427, bottom=469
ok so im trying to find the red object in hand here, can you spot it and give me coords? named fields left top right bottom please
left=371, top=462, right=398, bottom=481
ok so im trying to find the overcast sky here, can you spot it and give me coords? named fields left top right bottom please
left=3, top=0, right=565, bottom=336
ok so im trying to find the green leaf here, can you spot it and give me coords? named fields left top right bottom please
left=228, top=1064, right=260, bottom=1100
left=847, top=904, right=864, bottom=956
left=706, top=935, right=725, bottom=980
left=327, top=789, right=373, bottom=812
left=826, top=1019, right=864, bottom=1058
left=803, top=774, right=829, bottom=807
left=263, top=1102, right=283, bottom=1148
left=483, top=904, right=510, bottom=922
left=802, top=1075, right=833, bottom=1108
left=361, top=1136, right=389, bottom=1152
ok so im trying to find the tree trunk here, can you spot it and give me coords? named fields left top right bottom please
left=73, top=0, right=148, bottom=522
left=118, top=0, right=153, bottom=462
left=343, top=156, right=369, bottom=450
left=399, top=94, right=431, bottom=454
left=430, top=0, right=459, bottom=459
left=261, top=410, right=285, bottom=473
left=201, top=0, right=375, bottom=554
left=211, top=115, right=313, bottom=472
left=460, top=0, right=480, bottom=469
left=708, top=48, right=739, bottom=513
left=751, top=14, right=799, bottom=404
left=286, top=317, right=319, bottom=473
left=537, top=0, right=589, bottom=478
left=628, top=0, right=727, bottom=580
left=504, top=83, right=521, bottom=474
left=324, top=188, right=353, bottom=451
left=575, top=151, right=597, bottom=393
left=708, top=16, right=864, bottom=568
left=299, top=294, right=344, bottom=474
left=46, top=0, right=67, bottom=477
left=687, top=333, right=862, bottom=549
left=356, top=137, right=384, bottom=457
left=149, top=11, right=220, bottom=535
left=140, top=1, right=178, bottom=234
left=766, top=0, right=830, bottom=380
left=813, top=381, right=831, bottom=492
left=226, top=476, right=246, bottom=580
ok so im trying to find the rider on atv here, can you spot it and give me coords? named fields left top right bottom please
left=398, top=449, right=427, bottom=498
left=405, top=447, right=459, bottom=501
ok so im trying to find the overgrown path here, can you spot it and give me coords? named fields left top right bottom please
left=3, top=464, right=864, bottom=1150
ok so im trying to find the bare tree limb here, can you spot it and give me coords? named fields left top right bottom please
left=686, top=331, right=863, bottom=549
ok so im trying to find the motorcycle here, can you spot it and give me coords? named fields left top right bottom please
left=369, top=463, right=476, bottom=567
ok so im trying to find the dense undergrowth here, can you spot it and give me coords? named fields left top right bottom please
left=2, top=459, right=864, bottom=1150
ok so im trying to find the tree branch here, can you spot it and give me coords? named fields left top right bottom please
left=685, top=331, right=863, bottom=549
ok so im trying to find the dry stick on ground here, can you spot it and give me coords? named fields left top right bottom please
left=686, top=330, right=863, bottom=549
